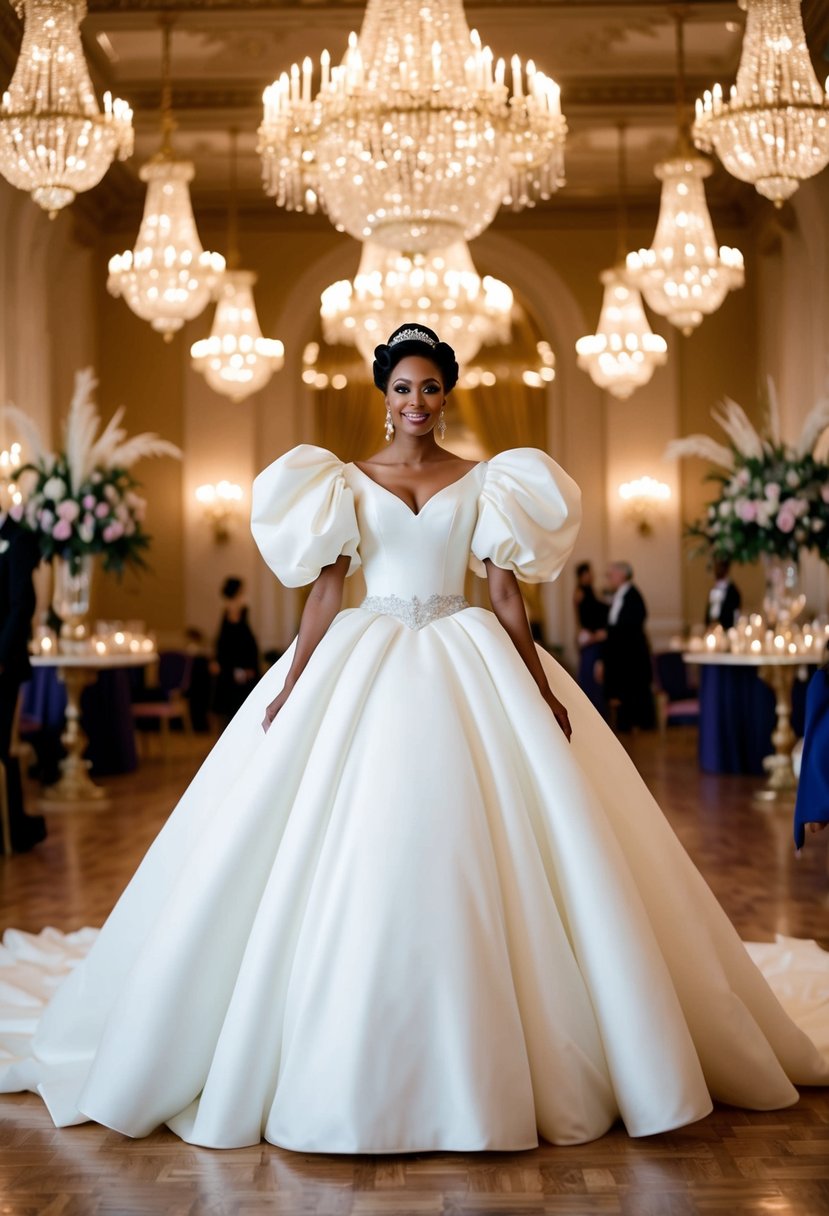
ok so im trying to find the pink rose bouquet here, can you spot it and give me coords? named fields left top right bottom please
left=666, top=383, right=829, bottom=563
left=2, top=369, right=180, bottom=575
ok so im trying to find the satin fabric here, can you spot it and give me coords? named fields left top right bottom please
left=0, top=446, right=827, bottom=1152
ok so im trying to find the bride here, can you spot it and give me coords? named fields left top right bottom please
left=0, top=323, right=827, bottom=1153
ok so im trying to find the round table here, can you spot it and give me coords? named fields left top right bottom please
left=30, top=652, right=156, bottom=810
left=684, top=651, right=812, bottom=803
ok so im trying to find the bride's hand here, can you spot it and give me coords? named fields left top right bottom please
left=540, top=685, right=572, bottom=742
left=262, top=684, right=292, bottom=733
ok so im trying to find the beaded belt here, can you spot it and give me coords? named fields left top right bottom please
left=360, top=593, right=469, bottom=630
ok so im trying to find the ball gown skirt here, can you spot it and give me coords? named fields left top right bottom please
left=1, top=446, right=827, bottom=1153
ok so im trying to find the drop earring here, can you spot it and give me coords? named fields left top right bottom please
left=437, top=406, right=446, bottom=440
left=384, top=405, right=394, bottom=443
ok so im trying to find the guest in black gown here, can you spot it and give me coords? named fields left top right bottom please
left=212, top=577, right=260, bottom=727
left=573, top=561, right=608, bottom=716
left=603, top=560, right=656, bottom=733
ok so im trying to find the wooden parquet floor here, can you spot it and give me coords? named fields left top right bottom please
left=1, top=727, right=828, bottom=1216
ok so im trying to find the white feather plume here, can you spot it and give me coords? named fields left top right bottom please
left=63, top=369, right=100, bottom=492
left=87, top=405, right=127, bottom=470
left=4, top=370, right=180, bottom=498
left=710, top=397, right=765, bottom=459
left=663, top=435, right=735, bottom=470
left=108, top=434, right=182, bottom=467
left=0, top=404, right=48, bottom=464
left=765, top=376, right=781, bottom=446
left=795, top=394, right=829, bottom=459
left=813, top=425, right=829, bottom=464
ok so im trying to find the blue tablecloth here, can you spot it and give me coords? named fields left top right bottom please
left=698, top=664, right=810, bottom=776
left=21, top=665, right=138, bottom=777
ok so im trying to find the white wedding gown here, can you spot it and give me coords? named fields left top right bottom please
left=1, top=445, right=827, bottom=1153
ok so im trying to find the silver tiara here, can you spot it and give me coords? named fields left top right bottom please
left=388, top=327, right=437, bottom=348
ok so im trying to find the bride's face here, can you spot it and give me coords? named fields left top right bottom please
left=386, top=355, right=445, bottom=438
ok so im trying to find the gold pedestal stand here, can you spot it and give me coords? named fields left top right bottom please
left=754, top=663, right=798, bottom=804
left=39, top=666, right=109, bottom=810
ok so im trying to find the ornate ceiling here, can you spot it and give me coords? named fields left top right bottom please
left=2, top=0, right=828, bottom=231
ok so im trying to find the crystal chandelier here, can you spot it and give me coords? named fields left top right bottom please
left=577, top=125, right=667, bottom=400
left=693, top=0, right=829, bottom=206
left=576, top=269, right=668, bottom=400
left=258, top=0, right=566, bottom=252
left=320, top=240, right=513, bottom=367
left=107, top=20, right=223, bottom=341
left=0, top=0, right=133, bottom=217
left=191, top=132, right=284, bottom=402
left=626, top=13, right=744, bottom=336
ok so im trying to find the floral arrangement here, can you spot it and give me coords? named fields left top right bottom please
left=665, top=383, right=829, bottom=564
left=2, top=369, right=181, bottom=574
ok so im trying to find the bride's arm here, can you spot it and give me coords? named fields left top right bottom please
left=262, top=553, right=351, bottom=732
left=484, top=560, right=572, bottom=741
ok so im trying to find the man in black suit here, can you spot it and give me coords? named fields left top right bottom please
left=704, top=557, right=742, bottom=630
left=603, top=560, right=656, bottom=733
left=0, top=512, right=47, bottom=851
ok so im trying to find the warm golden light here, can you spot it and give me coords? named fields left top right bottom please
left=258, top=0, right=566, bottom=252
left=0, top=0, right=133, bottom=216
left=693, top=0, right=829, bottom=205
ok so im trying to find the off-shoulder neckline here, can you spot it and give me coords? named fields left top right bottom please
left=349, top=461, right=485, bottom=519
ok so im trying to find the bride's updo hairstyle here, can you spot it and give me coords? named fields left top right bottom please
left=373, top=323, right=459, bottom=394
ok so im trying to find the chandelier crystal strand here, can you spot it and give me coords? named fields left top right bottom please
left=576, top=123, right=667, bottom=400
left=258, top=0, right=566, bottom=252
left=693, top=0, right=829, bottom=206
left=626, top=11, right=744, bottom=336
left=0, top=0, right=133, bottom=217
left=191, top=130, right=284, bottom=402
left=106, top=19, right=224, bottom=341
left=320, top=240, right=513, bottom=367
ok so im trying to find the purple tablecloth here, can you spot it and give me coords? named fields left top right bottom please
left=698, top=664, right=810, bottom=776
left=21, top=665, right=138, bottom=777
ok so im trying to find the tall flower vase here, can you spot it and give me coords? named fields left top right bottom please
left=761, top=554, right=806, bottom=626
left=52, top=554, right=94, bottom=652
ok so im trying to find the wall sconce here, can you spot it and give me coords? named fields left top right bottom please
left=195, top=480, right=243, bottom=542
left=618, top=475, right=671, bottom=536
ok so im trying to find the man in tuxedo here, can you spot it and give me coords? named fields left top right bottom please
left=0, top=512, right=47, bottom=851
left=603, top=560, right=656, bottom=733
left=704, top=557, right=742, bottom=630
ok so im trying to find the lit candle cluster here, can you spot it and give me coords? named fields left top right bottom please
left=32, top=620, right=157, bottom=659
left=688, top=613, right=829, bottom=660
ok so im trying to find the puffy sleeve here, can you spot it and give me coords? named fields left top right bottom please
left=470, top=448, right=582, bottom=583
left=251, top=445, right=361, bottom=587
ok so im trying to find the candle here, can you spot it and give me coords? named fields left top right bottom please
left=511, top=54, right=523, bottom=98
